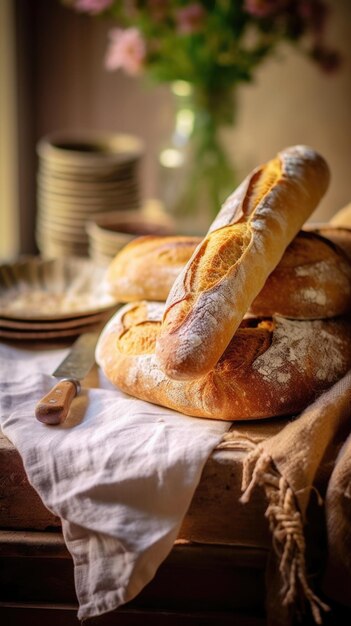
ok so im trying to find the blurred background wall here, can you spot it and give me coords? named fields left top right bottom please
left=1, top=0, right=351, bottom=258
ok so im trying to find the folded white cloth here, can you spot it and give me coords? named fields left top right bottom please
left=0, top=342, right=228, bottom=620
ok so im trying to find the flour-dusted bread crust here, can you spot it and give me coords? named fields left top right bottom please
left=106, top=235, right=201, bottom=302
left=106, top=230, right=351, bottom=319
left=156, top=146, right=330, bottom=380
left=250, top=230, right=351, bottom=318
left=96, top=302, right=351, bottom=421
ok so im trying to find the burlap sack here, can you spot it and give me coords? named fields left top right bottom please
left=323, top=430, right=351, bottom=607
left=220, top=370, right=351, bottom=625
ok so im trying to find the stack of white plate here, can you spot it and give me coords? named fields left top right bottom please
left=0, top=257, right=118, bottom=341
left=36, top=132, right=144, bottom=258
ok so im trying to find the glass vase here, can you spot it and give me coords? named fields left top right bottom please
left=158, top=81, right=236, bottom=235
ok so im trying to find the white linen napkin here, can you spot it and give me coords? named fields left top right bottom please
left=0, top=342, right=229, bottom=620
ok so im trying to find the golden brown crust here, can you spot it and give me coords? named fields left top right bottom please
left=96, top=302, right=351, bottom=421
left=106, top=235, right=202, bottom=302
left=250, top=230, right=351, bottom=318
left=106, top=230, right=351, bottom=319
left=156, top=146, right=330, bottom=380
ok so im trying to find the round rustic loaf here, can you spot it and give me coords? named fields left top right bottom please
left=250, top=230, right=351, bottom=318
left=106, top=235, right=202, bottom=302
left=106, top=230, right=351, bottom=319
left=96, top=301, right=351, bottom=421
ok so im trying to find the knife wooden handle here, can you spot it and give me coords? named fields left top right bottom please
left=35, top=379, right=78, bottom=425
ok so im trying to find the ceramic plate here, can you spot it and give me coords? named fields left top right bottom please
left=0, top=257, right=117, bottom=320
left=38, top=175, right=138, bottom=196
left=0, top=309, right=112, bottom=330
left=0, top=321, right=103, bottom=341
left=37, top=132, right=144, bottom=167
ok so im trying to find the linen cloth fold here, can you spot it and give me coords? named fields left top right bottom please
left=220, top=370, right=351, bottom=625
left=0, top=342, right=229, bottom=620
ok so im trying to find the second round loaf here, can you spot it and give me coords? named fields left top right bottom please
left=96, top=301, right=351, bottom=421
left=106, top=230, right=351, bottom=319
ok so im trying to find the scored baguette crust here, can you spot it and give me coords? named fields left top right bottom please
left=106, top=235, right=202, bottom=302
left=96, top=302, right=351, bottom=421
left=156, top=145, right=330, bottom=380
left=106, top=230, right=351, bottom=319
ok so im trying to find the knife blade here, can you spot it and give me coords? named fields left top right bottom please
left=35, top=330, right=100, bottom=425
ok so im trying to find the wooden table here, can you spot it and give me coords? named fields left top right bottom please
left=2, top=352, right=342, bottom=625
left=0, top=393, right=275, bottom=625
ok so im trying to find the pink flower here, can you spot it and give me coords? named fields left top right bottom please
left=105, top=27, right=146, bottom=76
left=74, top=0, right=113, bottom=14
left=175, top=3, right=206, bottom=35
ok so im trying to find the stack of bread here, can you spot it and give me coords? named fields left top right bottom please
left=96, top=146, right=351, bottom=421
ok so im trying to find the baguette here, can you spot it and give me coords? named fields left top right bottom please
left=106, top=230, right=351, bottom=319
left=96, top=301, right=351, bottom=421
left=156, top=145, right=330, bottom=380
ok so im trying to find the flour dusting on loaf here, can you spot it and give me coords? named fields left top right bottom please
left=105, top=228, right=351, bottom=322
left=96, top=302, right=351, bottom=421
left=253, top=317, right=346, bottom=390
left=95, top=147, right=351, bottom=423
left=250, top=230, right=351, bottom=318
left=156, top=145, right=330, bottom=380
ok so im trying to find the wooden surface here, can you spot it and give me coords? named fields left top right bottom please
left=2, top=361, right=351, bottom=624
left=0, top=351, right=286, bottom=541
left=0, top=606, right=267, bottom=626
left=0, top=349, right=289, bottom=626
left=0, top=431, right=60, bottom=530
left=2, top=530, right=349, bottom=625
left=0, top=416, right=290, bottom=545
left=0, top=530, right=267, bottom=625
left=0, top=400, right=282, bottom=626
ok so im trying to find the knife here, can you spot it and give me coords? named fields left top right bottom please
left=35, top=330, right=100, bottom=425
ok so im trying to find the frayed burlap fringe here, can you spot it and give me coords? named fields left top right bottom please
left=239, top=444, right=329, bottom=624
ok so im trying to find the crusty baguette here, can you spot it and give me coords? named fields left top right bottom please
left=106, top=230, right=351, bottom=319
left=156, top=145, right=330, bottom=380
left=106, top=235, right=202, bottom=302
left=96, top=301, right=351, bottom=421
left=250, top=230, right=351, bottom=318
